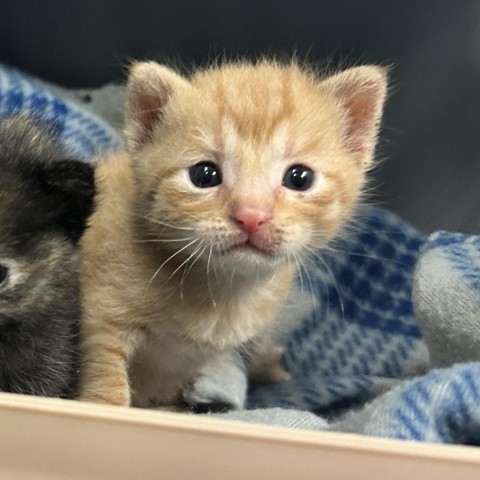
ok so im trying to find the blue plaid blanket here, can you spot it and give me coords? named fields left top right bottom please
left=0, top=63, right=120, bottom=158
left=2, top=62, right=480, bottom=446
left=249, top=208, right=428, bottom=414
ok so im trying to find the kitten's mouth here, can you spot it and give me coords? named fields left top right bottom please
left=225, top=240, right=274, bottom=256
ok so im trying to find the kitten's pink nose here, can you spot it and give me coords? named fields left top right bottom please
left=231, top=208, right=271, bottom=234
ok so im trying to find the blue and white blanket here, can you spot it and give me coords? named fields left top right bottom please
left=0, top=63, right=120, bottom=158
left=2, top=62, right=479, bottom=446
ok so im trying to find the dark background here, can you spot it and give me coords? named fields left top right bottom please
left=1, top=0, right=480, bottom=233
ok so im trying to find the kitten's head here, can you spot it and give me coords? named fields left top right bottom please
left=0, top=115, right=95, bottom=317
left=125, top=60, right=387, bottom=274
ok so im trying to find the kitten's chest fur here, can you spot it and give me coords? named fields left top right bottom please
left=128, top=326, right=211, bottom=407
left=142, top=260, right=291, bottom=343
left=83, top=153, right=293, bottom=404
left=128, top=267, right=291, bottom=406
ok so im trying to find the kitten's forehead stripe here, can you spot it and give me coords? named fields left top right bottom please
left=188, top=63, right=348, bottom=165
left=193, top=65, right=302, bottom=144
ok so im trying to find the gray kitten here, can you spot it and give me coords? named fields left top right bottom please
left=0, top=115, right=94, bottom=397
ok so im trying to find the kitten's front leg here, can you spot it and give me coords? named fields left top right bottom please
left=78, top=315, right=136, bottom=407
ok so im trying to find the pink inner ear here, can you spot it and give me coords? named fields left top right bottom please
left=344, top=94, right=377, bottom=158
left=324, top=67, right=387, bottom=166
left=136, top=96, right=163, bottom=136
left=134, top=92, right=168, bottom=143
left=128, top=84, right=172, bottom=147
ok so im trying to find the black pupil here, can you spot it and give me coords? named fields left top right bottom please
left=189, top=162, right=221, bottom=188
left=0, top=265, right=8, bottom=285
left=283, top=165, right=314, bottom=191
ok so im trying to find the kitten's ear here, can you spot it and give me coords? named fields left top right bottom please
left=39, top=160, right=95, bottom=242
left=124, top=61, right=190, bottom=152
left=321, top=66, right=388, bottom=167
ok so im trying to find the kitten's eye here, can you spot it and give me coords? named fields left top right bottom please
left=282, top=165, right=315, bottom=191
left=188, top=162, right=222, bottom=188
left=0, top=265, right=8, bottom=286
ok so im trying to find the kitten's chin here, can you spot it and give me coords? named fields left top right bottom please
left=218, top=242, right=282, bottom=273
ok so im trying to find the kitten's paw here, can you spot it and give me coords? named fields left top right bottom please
left=183, top=373, right=247, bottom=412
left=182, top=350, right=248, bottom=411
left=189, top=402, right=234, bottom=414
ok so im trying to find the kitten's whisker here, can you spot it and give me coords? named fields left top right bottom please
left=206, top=244, right=217, bottom=308
left=229, top=264, right=237, bottom=293
left=147, top=238, right=200, bottom=290
left=183, top=244, right=206, bottom=281
left=270, top=261, right=279, bottom=283
left=294, top=252, right=316, bottom=311
left=323, top=245, right=404, bottom=265
left=168, top=242, right=203, bottom=281
left=133, top=213, right=195, bottom=232
left=297, top=253, right=314, bottom=297
left=150, top=220, right=194, bottom=232
left=312, top=251, right=345, bottom=322
left=291, top=253, right=305, bottom=297
left=211, top=248, right=220, bottom=282
left=295, top=252, right=324, bottom=328
left=174, top=241, right=205, bottom=300
left=134, top=237, right=196, bottom=244
left=308, top=230, right=403, bottom=265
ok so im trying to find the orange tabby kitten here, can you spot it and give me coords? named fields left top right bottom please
left=79, top=59, right=387, bottom=408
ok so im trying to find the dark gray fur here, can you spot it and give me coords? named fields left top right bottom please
left=0, top=115, right=94, bottom=398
